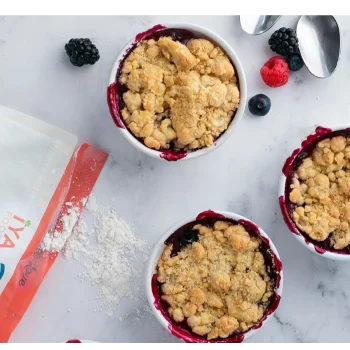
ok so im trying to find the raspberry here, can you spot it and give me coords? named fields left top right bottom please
left=260, top=56, right=289, bottom=88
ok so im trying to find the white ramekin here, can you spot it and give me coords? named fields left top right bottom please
left=145, top=210, right=283, bottom=343
left=279, top=125, right=350, bottom=260
left=107, top=23, right=247, bottom=162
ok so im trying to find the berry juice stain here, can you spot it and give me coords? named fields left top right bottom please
left=160, top=149, right=187, bottom=161
left=107, top=83, right=124, bottom=129
left=196, top=210, right=225, bottom=220
left=66, top=340, right=81, bottom=343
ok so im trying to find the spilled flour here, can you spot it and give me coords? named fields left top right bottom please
left=41, top=205, right=80, bottom=252
left=41, top=195, right=149, bottom=317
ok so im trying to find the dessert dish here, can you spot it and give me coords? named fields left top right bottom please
left=146, top=211, right=283, bottom=342
left=118, top=32, right=239, bottom=151
left=108, top=24, right=247, bottom=161
left=279, top=126, right=350, bottom=259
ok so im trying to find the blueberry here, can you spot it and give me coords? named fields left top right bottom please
left=287, top=53, right=304, bottom=71
left=248, top=94, right=271, bottom=117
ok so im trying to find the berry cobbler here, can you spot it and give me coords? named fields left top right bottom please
left=156, top=219, right=276, bottom=340
left=289, top=135, right=350, bottom=250
left=118, top=32, right=240, bottom=151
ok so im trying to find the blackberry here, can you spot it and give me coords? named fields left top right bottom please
left=268, top=27, right=299, bottom=56
left=64, top=38, right=100, bottom=67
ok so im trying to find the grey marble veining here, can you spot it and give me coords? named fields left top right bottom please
left=1, top=15, right=350, bottom=343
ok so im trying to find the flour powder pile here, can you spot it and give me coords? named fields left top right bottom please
left=42, top=195, right=148, bottom=317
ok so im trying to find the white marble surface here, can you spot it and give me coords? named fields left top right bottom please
left=1, top=15, right=350, bottom=343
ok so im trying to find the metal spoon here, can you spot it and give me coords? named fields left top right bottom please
left=240, top=16, right=281, bottom=35
left=297, top=15, right=341, bottom=78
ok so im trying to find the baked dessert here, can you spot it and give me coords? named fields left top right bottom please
left=117, top=31, right=240, bottom=151
left=156, top=219, right=276, bottom=340
left=289, top=135, right=350, bottom=250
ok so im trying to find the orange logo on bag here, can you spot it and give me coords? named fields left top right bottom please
left=0, top=213, right=30, bottom=249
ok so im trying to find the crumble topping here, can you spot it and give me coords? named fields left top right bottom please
left=289, top=135, right=350, bottom=249
left=119, top=36, right=240, bottom=151
left=156, top=220, right=274, bottom=340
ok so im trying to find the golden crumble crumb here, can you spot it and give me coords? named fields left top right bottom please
left=119, top=35, right=240, bottom=151
left=156, top=220, right=275, bottom=340
left=290, top=135, right=350, bottom=249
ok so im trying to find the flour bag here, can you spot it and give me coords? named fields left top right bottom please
left=0, top=105, right=108, bottom=342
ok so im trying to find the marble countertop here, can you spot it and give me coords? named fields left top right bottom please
left=1, top=15, right=350, bottom=343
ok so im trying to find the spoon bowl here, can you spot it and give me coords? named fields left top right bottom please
left=240, top=15, right=281, bottom=35
left=297, top=15, right=341, bottom=78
